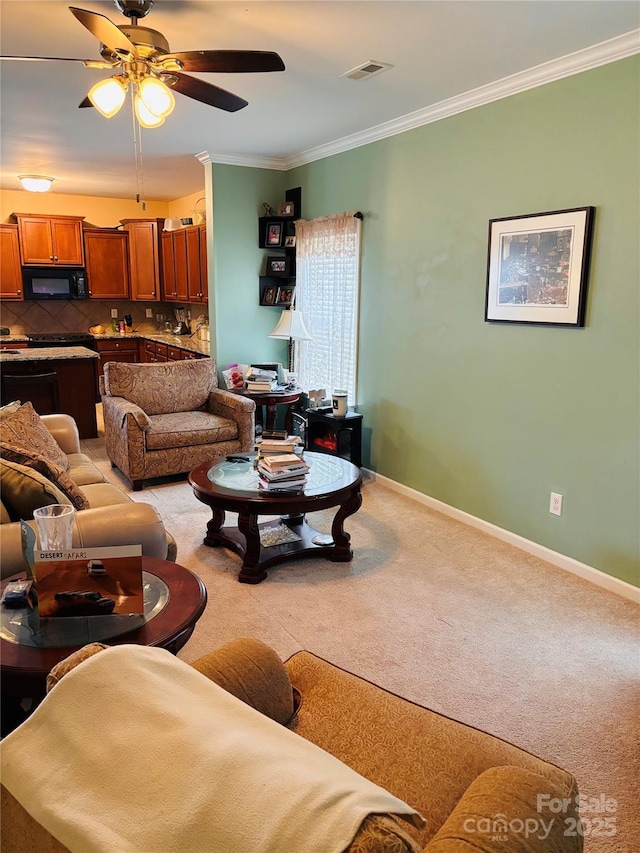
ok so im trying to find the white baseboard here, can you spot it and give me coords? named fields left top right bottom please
left=363, top=469, right=639, bottom=603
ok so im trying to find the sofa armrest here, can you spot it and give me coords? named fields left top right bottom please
left=40, top=414, right=81, bottom=456
left=0, top=503, right=170, bottom=578
left=190, top=637, right=295, bottom=726
left=101, top=395, right=150, bottom=430
left=424, top=766, right=582, bottom=853
left=207, top=389, right=255, bottom=452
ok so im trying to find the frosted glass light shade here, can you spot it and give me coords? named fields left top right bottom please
left=268, top=309, right=312, bottom=341
left=87, top=76, right=127, bottom=118
left=135, top=95, right=165, bottom=128
left=139, top=76, right=175, bottom=118
left=18, top=175, right=54, bottom=192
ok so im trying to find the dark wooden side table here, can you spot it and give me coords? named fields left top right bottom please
left=0, top=557, right=207, bottom=705
left=231, top=387, right=302, bottom=433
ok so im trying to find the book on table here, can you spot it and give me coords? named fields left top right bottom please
left=245, top=381, right=276, bottom=392
left=257, top=436, right=302, bottom=454
left=260, top=453, right=306, bottom=470
left=257, top=463, right=310, bottom=481
left=258, top=476, right=307, bottom=491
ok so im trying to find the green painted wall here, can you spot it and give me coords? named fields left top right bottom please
left=212, top=57, right=639, bottom=586
left=209, top=165, right=290, bottom=374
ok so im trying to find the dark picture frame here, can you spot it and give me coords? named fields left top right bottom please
left=284, top=235, right=296, bottom=248
left=276, top=286, right=294, bottom=306
left=485, top=206, right=595, bottom=326
left=261, top=286, right=277, bottom=306
left=266, top=256, right=291, bottom=276
left=266, top=222, right=283, bottom=246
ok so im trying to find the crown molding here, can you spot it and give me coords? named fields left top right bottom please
left=194, top=30, right=639, bottom=172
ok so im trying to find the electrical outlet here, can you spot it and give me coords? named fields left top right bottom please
left=110, top=309, right=118, bottom=319
left=549, top=492, right=563, bottom=516
left=145, top=308, right=153, bottom=318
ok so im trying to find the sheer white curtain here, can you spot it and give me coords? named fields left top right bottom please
left=294, top=212, right=362, bottom=405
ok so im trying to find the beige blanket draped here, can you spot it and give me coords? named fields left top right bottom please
left=1, top=644, right=423, bottom=853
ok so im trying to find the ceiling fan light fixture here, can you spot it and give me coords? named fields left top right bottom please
left=18, top=175, right=54, bottom=193
left=138, top=75, right=175, bottom=118
left=134, top=93, right=165, bottom=127
left=87, top=76, right=128, bottom=118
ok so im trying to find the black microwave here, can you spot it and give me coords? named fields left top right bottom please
left=23, top=267, right=87, bottom=300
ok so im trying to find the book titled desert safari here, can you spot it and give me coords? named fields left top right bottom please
left=34, top=545, right=143, bottom=618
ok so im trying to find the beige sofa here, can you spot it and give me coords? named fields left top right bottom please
left=1, top=638, right=582, bottom=852
left=1, top=411, right=176, bottom=578
left=101, top=358, right=255, bottom=490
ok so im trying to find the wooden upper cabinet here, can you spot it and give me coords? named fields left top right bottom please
left=120, top=218, right=164, bottom=301
left=173, top=229, right=189, bottom=302
left=15, top=214, right=85, bottom=266
left=84, top=229, right=130, bottom=299
left=186, top=226, right=202, bottom=302
left=161, top=231, right=177, bottom=301
left=0, top=224, right=23, bottom=299
left=198, top=224, right=208, bottom=303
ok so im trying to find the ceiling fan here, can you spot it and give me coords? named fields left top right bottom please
left=0, top=0, right=285, bottom=123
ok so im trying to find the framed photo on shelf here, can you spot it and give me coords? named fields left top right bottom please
left=485, top=206, right=595, bottom=326
left=261, top=286, right=277, bottom=306
left=284, top=235, right=296, bottom=248
left=266, top=222, right=283, bottom=246
left=266, top=256, right=291, bottom=276
left=275, top=286, right=294, bottom=307
left=278, top=201, right=295, bottom=217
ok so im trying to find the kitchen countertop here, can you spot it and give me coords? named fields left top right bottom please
left=0, top=346, right=98, bottom=361
left=0, top=333, right=211, bottom=358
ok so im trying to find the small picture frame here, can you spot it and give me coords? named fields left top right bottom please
left=278, top=201, right=295, bottom=217
left=261, top=285, right=277, bottom=306
left=266, top=222, right=283, bottom=246
left=266, top=256, right=291, bottom=276
left=284, top=235, right=296, bottom=248
left=276, top=286, right=294, bottom=306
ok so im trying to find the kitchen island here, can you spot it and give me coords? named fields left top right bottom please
left=0, top=346, right=99, bottom=438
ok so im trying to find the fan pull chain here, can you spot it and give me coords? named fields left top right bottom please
left=130, top=86, right=146, bottom=211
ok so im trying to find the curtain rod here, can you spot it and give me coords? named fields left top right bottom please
left=354, top=212, right=363, bottom=219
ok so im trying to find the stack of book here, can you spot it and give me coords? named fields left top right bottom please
left=257, top=434, right=303, bottom=456
left=257, top=453, right=310, bottom=491
left=245, top=367, right=278, bottom=393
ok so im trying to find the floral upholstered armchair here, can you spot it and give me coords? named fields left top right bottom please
left=101, top=359, right=255, bottom=490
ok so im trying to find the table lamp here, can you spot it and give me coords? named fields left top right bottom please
left=268, top=306, right=312, bottom=372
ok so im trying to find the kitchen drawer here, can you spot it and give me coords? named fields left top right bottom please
left=155, top=342, right=168, bottom=358
left=143, top=341, right=156, bottom=356
left=97, top=338, right=139, bottom=352
left=168, top=346, right=183, bottom=361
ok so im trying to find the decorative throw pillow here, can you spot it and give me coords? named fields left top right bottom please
left=0, top=400, right=22, bottom=419
left=0, top=443, right=90, bottom=511
left=0, top=401, right=69, bottom=471
left=0, top=458, right=72, bottom=522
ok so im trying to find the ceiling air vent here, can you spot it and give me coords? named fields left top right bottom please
left=341, top=60, right=393, bottom=81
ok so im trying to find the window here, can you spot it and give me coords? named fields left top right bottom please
left=294, top=212, right=362, bottom=405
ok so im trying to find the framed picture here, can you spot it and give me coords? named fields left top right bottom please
left=261, top=286, right=277, bottom=306
left=278, top=201, right=295, bottom=217
left=266, top=222, right=283, bottom=246
left=284, top=235, right=296, bottom=248
left=485, top=206, right=595, bottom=326
left=276, top=286, right=294, bottom=306
left=266, top=256, right=291, bottom=276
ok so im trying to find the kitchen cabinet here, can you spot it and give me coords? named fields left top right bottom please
left=84, top=229, right=130, bottom=299
left=161, top=225, right=207, bottom=303
left=0, top=341, right=27, bottom=350
left=0, top=225, right=23, bottom=300
left=161, top=231, right=177, bottom=301
left=95, top=338, right=139, bottom=377
left=142, top=339, right=206, bottom=363
left=120, top=218, right=164, bottom=301
left=14, top=214, right=84, bottom=266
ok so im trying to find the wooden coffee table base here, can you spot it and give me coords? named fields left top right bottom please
left=203, top=494, right=362, bottom=584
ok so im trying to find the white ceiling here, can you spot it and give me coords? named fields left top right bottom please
left=1, top=1, right=638, bottom=201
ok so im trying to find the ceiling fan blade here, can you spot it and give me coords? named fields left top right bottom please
left=164, top=50, right=285, bottom=74
left=69, top=7, right=138, bottom=58
left=79, top=97, right=93, bottom=108
left=0, top=55, right=109, bottom=65
left=170, top=73, right=248, bottom=112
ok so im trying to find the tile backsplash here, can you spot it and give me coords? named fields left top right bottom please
left=1, top=300, right=208, bottom=336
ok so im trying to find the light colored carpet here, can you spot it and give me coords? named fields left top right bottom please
left=81, top=426, right=639, bottom=853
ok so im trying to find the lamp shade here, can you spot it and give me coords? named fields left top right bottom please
left=134, top=94, right=165, bottom=128
left=139, top=76, right=175, bottom=118
left=18, top=175, right=54, bottom=192
left=87, top=76, right=127, bottom=118
left=268, top=309, right=312, bottom=341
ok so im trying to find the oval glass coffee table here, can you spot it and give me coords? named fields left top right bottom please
left=189, top=452, right=363, bottom=584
